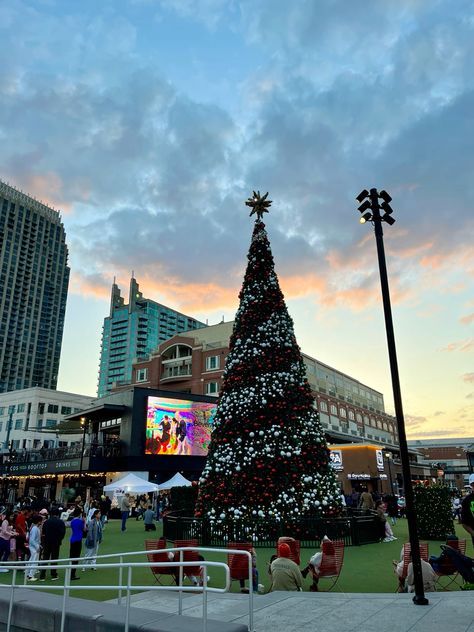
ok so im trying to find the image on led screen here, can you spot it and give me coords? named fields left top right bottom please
left=145, top=396, right=217, bottom=456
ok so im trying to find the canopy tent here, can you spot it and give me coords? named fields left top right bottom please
left=103, top=473, right=160, bottom=495
left=157, top=473, right=193, bottom=490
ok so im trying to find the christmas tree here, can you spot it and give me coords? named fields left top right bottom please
left=195, top=192, right=342, bottom=531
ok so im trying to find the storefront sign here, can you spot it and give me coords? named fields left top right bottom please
left=329, top=450, right=343, bottom=470
left=347, top=473, right=371, bottom=480
left=0, top=459, right=82, bottom=476
left=376, top=449, right=384, bottom=471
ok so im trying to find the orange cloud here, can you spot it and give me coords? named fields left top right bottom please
left=16, top=172, right=73, bottom=214
left=463, top=373, right=474, bottom=383
left=441, top=339, right=474, bottom=353
left=69, top=273, right=110, bottom=300
left=460, top=313, right=474, bottom=325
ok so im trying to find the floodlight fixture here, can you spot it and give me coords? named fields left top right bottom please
left=360, top=212, right=372, bottom=223
left=357, top=200, right=371, bottom=213
left=379, top=190, right=392, bottom=204
left=383, top=214, right=396, bottom=225
left=381, top=201, right=394, bottom=215
left=356, top=189, right=369, bottom=203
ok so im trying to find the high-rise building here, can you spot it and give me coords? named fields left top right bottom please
left=97, top=276, right=206, bottom=397
left=0, top=180, right=70, bottom=393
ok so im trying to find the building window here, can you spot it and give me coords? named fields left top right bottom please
left=205, top=382, right=219, bottom=396
left=0, top=422, right=3, bottom=432
left=8, top=405, right=15, bottom=414
left=15, top=420, right=22, bottom=430
left=45, top=419, right=56, bottom=429
left=47, top=404, right=59, bottom=414
left=340, top=408, right=347, bottom=418
left=136, top=368, right=148, bottom=382
left=206, top=356, right=220, bottom=371
left=17, top=403, right=25, bottom=413
left=38, top=403, right=45, bottom=414
left=348, top=410, right=355, bottom=421
left=319, top=400, right=328, bottom=412
left=330, top=404, right=337, bottom=415
left=61, top=406, right=72, bottom=416
left=37, top=420, right=43, bottom=429
left=0, top=407, right=4, bottom=416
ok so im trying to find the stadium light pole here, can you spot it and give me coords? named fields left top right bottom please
left=356, top=188, right=428, bottom=605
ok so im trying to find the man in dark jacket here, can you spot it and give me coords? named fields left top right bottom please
left=39, top=507, right=66, bottom=581
left=461, top=473, right=474, bottom=546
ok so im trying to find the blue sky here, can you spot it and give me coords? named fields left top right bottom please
left=1, top=0, right=473, bottom=438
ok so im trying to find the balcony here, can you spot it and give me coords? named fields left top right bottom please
left=161, top=363, right=192, bottom=381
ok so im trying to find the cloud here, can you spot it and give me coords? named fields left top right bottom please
left=463, top=373, right=474, bottom=383
left=441, top=339, right=474, bottom=353
left=460, top=313, right=474, bottom=325
left=433, top=411, right=445, bottom=417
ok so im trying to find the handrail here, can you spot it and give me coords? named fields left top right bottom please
left=0, top=546, right=254, bottom=632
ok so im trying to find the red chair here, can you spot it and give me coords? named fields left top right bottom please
left=145, top=538, right=178, bottom=585
left=312, top=540, right=345, bottom=591
left=317, top=540, right=344, bottom=591
left=174, top=539, right=203, bottom=585
left=394, top=542, right=429, bottom=592
left=434, top=539, right=467, bottom=590
left=277, top=537, right=301, bottom=566
left=227, top=542, right=254, bottom=588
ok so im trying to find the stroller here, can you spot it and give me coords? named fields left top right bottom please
left=440, top=545, right=474, bottom=589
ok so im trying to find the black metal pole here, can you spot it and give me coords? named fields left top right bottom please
left=385, top=453, right=394, bottom=493
left=79, top=420, right=87, bottom=485
left=369, top=189, right=428, bottom=605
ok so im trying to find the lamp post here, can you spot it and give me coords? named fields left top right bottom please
left=384, top=451, right=394, bottom=493
left=78, top=417, right=87, bottom=484
left=356, top=188, right=428, bottom=606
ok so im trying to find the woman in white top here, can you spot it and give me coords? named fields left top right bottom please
left=26, top=515, right=43, bottom=581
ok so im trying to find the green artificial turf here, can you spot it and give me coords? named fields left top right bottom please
left=1, top=517, right=472, bottom=600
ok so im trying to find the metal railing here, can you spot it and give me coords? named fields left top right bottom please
left=0, top=545, right=254, bottom=632
left=164, top=512, right=382, bottom=547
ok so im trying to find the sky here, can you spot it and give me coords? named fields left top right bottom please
left=0, top=0, right=473, bottom=439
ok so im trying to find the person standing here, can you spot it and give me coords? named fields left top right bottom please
left=120, top=493, right=131, bottom=532
left=13, top=508, right=30, bottom=561
left=359, top=487, right=375, bottom=511
left=26, top=515, right=43, bottom=581
left=0, top=510, right=17, bottom=572
left=83, top=510, right=102, bottom=571
left=461, top=473, right=474, bottom=546
left=39, top=507, right=66, bottom=581
left=99, top=495, right=111, bottom=528
left=69, top=508, right=85, bottom=581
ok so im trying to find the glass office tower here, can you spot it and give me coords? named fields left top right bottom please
left=97, top=277, right=206, bottom=397
left=0, top=180, right=70, bottom=393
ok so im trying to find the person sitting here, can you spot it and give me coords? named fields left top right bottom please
left=301, top=535, right=335, bottom=592
left=269, top=542, right=304, bottom=592
left=406, top=559, right=437, bottom=593
left=238, top=543, right=259, bottom=594
left=393, top=546, right=436, bottom=593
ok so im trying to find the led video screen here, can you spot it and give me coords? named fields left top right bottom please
left=145, top=396, right=217, bottom=456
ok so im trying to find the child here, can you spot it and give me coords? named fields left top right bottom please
left=143, top=505, right=156, bottom=531
left=26, top=515, right=43, bottom=581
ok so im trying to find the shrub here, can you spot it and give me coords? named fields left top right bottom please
left=413, top=483, right=454, bottom=540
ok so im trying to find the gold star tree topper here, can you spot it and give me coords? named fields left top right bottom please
left=245, top=190, right=272, bottom=220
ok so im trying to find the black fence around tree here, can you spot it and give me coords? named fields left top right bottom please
left=163, top=510, right=381, bottom=548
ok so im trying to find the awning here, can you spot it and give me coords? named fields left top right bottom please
left=64, top=403, right=126, bottom=422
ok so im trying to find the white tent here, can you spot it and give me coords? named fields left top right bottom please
left=157, top=473, right=193, bottom=490
left=103, top=473, right=160, bottom=495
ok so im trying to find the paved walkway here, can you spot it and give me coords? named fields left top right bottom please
left=123, top=590, right=474, bottom=632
